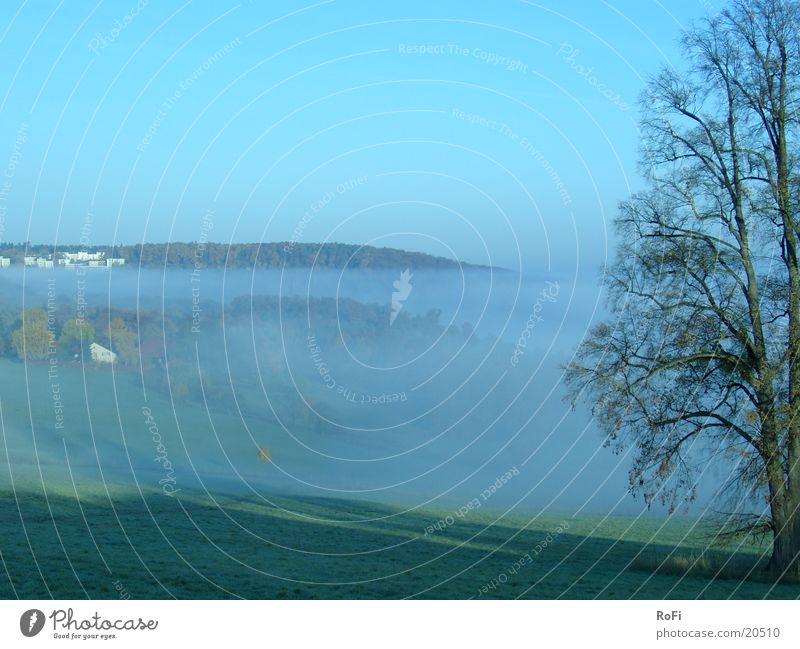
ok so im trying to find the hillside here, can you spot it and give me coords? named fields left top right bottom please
left=0, top=242, right=493, bottom=270
left=1, top=482, right=794, bottom=599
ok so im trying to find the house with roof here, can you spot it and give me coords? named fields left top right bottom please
left=89, top=342, right=116, bottom=364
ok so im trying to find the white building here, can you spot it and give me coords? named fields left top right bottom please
left=90, top=342, right=117, bottom=364
left=59, top=251, right=123, bottom=268
left=62, top=251, right=104, bottom=262
left=24, top=255, right=53, bottom=267
left=0, top=257, right=10, bottom=267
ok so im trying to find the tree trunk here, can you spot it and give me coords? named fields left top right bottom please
left=769, top=496, right=800, bottom=578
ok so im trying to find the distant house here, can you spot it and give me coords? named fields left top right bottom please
left=89, top=342, right=116, bottom=364
left=0, top=257, right=10, bottom=267
left=60, top=251, right=109, bottom=268
left=24, top=255, right=53, bottom=268
left=62, top=251, right=104, bottom=262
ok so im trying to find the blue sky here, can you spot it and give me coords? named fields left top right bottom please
left=0, top=0, right=712, bottom=271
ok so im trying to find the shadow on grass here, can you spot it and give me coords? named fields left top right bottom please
left=1, top=486, right=798, bottom=600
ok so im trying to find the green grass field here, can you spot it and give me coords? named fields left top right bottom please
left=0, top=481, right=798, bottom=599
left=0, top=359, right=798, bottom=599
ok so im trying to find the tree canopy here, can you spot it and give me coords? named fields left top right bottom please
left=11, top=308, right=51, bottom=361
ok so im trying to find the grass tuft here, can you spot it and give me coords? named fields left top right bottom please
left=630, top=550, right=800, bottom=584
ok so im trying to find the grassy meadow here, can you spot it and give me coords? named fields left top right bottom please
left=1, top=481, right=797, bottom=599
left=0, top=358, right=797, bottom=599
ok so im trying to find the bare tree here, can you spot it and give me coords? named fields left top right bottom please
left=565, top=0, right=800, bottom=577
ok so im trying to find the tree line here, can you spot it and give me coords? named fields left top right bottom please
left=0, top=306, right=137, bottom=364
left=0, top=242, right=484, bottom=270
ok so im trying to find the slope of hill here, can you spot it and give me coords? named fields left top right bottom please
left=0, top=242, right=494, bottom=270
